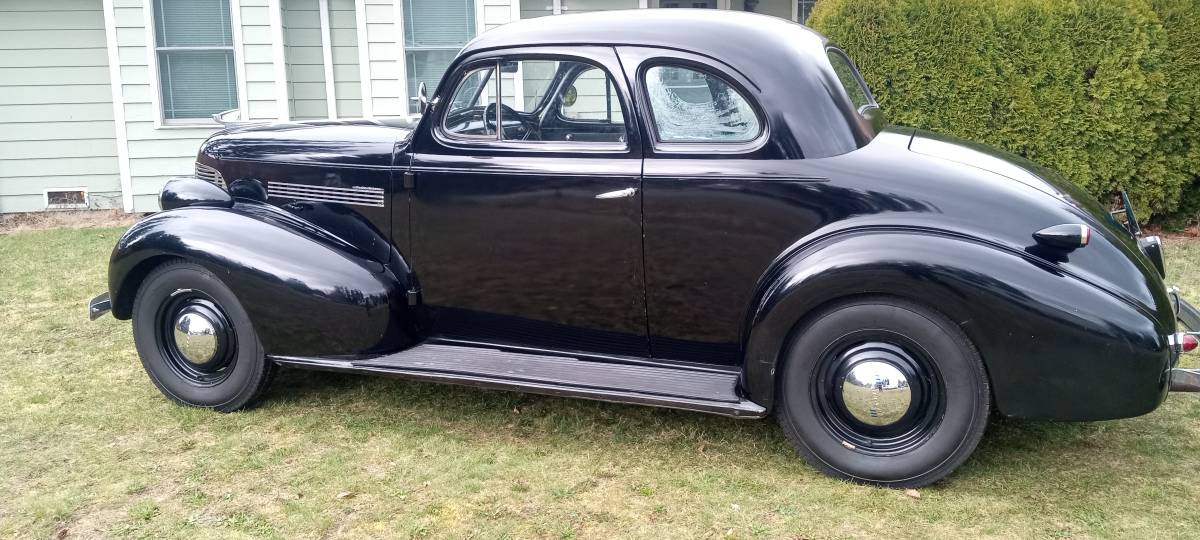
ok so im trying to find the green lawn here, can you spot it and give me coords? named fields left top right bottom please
left=2, top=226, right=1199, bottom=539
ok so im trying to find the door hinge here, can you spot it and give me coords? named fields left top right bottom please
left=402, top=172, right=416, bottom=190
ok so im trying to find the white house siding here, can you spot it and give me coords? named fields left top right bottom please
left=239, top=0, right=287, bottom=121
left=283, top=0, right=328, bottom=120
left=330, top=0, right=362, bottom=117
left=360, top=0, right=404, bottom=116
left=482, top=0, right=517, bottom=31
left=110, top=0, right=220, bottom=212
left=0, top=0, right=813, bottom=214
left=0, top=0, right=122, bottom=213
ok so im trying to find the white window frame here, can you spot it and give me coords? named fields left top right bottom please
left=144, top=0, right=248, bottom=128
left=395, top=0, right=480, bottom=117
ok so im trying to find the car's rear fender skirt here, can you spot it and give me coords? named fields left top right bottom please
left=743, top=230, right=1172, bottom=421
left=108, top=204, right=417, bottom=356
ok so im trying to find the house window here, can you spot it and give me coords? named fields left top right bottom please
left=797, top=0, right=817, bottom=24
left=404, top=0, right=476, bottom=115
left=152, top=0, right=238, bottom=122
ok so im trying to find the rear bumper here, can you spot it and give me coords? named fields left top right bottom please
left=1167, top=287, right=1200, bottom=393
left=1171, top=368, right=1200, bottom=392
left=1170, top=286, right=1200, bottom=331
left=88, top=292, right=111, bottom=321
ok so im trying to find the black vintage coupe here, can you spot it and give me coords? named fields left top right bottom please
left=90, top=10, right=1200, bottom=487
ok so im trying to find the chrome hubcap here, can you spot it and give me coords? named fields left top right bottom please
left=173, top=310, right=219, bottom=365
left=157, top=293, right=236, bottom=385
left=814, top=340, right=944, bottom=456
left=839, top=360, right=912, bottom=427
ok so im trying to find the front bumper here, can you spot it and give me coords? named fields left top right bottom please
left=88, top=292, right=111, bottom=321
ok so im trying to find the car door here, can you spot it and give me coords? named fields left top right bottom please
left=407, top=46, right=649, bottom=358
left=616, top=46, right=816, bottom=366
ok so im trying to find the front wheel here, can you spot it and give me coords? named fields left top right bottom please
left=776, top=297, right=990, bottom=487
left=132, top=260, right=275, bottom=412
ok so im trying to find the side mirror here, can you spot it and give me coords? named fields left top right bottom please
left=415, top=81, right=429, bottom=113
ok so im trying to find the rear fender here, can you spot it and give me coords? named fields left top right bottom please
left=109, top=202, right=417, bottom=356
left=743, top=230, right=1171, bottom=421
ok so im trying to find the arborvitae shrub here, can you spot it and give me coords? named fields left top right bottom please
left=809, top=0, right=1200, bottom=225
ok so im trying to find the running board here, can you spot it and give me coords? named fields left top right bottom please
left=271, top=343, right=767, bottom=418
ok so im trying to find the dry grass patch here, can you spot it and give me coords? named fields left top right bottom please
left=0, top=210, right=141, bottom=235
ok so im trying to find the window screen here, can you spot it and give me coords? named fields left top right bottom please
left=644, top=64, right=761, bottom=142
left=404, top=0, right=476, bottom=114
left=153, top=0, right=238, bottom=121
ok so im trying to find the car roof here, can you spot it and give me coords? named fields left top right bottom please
left=462, top=9, right=830, bottom=63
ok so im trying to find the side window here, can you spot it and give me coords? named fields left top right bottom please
left=827, top=48, right=875, bottom=113
left=442, top=57, right=628, bottom=145
left=505, top=59, right=557, bottom=112
left=443, top=65, right=499, bottom=138
left=644, top=64, right=761, bottom=143
left=561, top=67, right=624, bottom=125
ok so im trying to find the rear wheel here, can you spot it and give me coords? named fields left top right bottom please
left=776, top=297, right=989, bottom=487
left=132, top=260, right=274, bottom=412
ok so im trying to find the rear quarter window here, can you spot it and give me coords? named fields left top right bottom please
left=826, top=48, right=874, bottom=113
left=643, top=64, right=761, bottom=143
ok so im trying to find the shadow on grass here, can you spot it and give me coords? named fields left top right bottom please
left=261, top=366, right=786, bottom=449
left=258, top=365, right=1132, bottom=489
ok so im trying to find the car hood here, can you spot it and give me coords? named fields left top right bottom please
left=201, top=119, right=415, bottom=168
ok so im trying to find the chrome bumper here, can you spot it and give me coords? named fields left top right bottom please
left=1168, top=288, right=1200, bottom=392
left=1171, top=369, right=1200, bottom=392
left=88, top=292, right=112, bottom=321
left=1169, top=286, right=1200, bottom=331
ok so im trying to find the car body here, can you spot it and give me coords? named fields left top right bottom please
left=90, top=9, right=1200, bottom=487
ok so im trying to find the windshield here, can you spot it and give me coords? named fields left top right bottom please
left=826, top=48, right=876, bottom=117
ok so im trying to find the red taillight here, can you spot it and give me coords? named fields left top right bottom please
left=1183, top=334, right=1199, bottom=353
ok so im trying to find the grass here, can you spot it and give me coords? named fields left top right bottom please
left=1, top=225, right=1199, bottom=539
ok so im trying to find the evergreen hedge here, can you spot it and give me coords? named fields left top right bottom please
left=808, top=0, right=1200, bottom=225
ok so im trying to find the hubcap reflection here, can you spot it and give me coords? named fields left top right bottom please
left=839, top=360, right=912, bottom=426
left=157, top=294, right=236, bottom=385
left=173, top=311, right=219, bottom=365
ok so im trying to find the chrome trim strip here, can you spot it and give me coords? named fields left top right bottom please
left=223, top=157, right=395, bottom=170
left=194, top=162, right=226, bottom=189
left=267, top=186, right=382, bottom=203
left=266, top=180, right=386, bottom=208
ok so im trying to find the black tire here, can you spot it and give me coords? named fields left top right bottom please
left=132, top=259, right=275, bottom=412
left=776, top=297, right=990, bottom=487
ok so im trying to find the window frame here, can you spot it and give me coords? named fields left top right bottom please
left=440, top=60, right=502, bottom=140
left=825, top=46, right=879, bottom=116
left=433, top=51, right=634, bottom=154
left=636, top=57, right=769, bottom=155
left=147, top=0, right=242, bottom=127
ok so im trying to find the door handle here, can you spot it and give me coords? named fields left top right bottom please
left=595, top=187, right=638, bottom=200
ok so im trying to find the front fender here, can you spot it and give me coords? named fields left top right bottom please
left=743, top=230, right=1172, bottom=421
left=109, top=203, right=416, bottom=356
